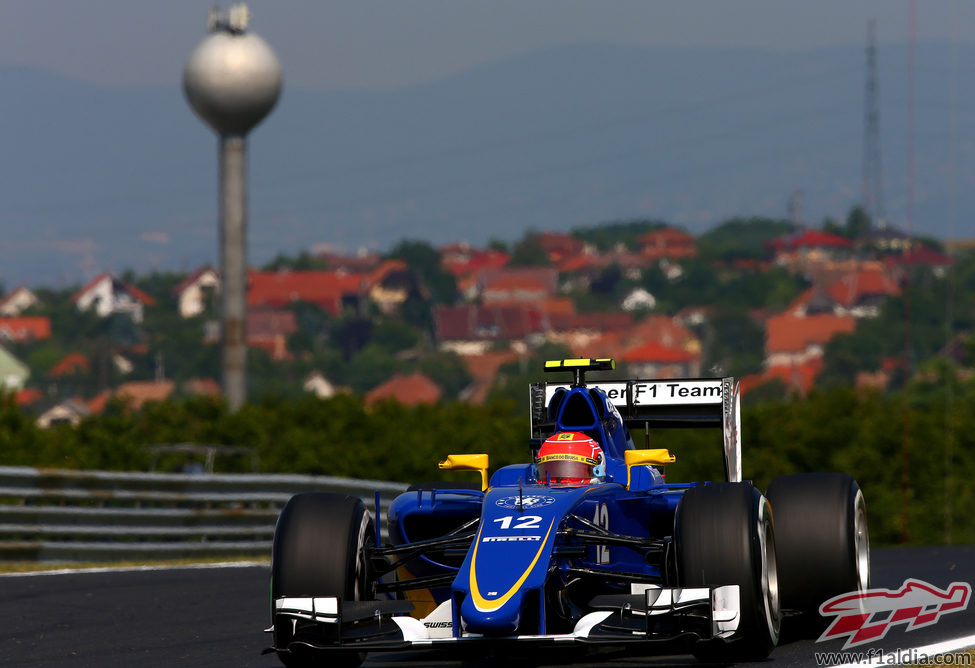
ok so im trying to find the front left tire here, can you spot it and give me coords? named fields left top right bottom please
left=270, top=492, right=375, bottom=668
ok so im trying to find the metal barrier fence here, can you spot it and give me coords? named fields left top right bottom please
left=0, top=466, right=408, bottom=562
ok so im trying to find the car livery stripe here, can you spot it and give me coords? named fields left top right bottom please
left=468, top=518, right=555, bottom=613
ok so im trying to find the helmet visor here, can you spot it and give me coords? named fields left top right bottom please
left=537, top=454, right=595, bottom=483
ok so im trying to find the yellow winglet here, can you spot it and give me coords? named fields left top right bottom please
left=624, top=449, right=676, bottom=489
left=439, top=454, right=490, bottom=491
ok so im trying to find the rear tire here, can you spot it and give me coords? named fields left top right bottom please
left=675, top=483, right=780, bottom=661
left=766, top=473, right=869, bottom=623
left=270, top=492, right=374, bottom=668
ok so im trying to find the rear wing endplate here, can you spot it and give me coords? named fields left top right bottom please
left=530, top=377, right=742, bottom=483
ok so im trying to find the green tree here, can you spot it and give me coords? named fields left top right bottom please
left=418, top=351, right=473, bottom=399
left=844, top=205, right=872, bottom=240
left=697, top=217, right=796, bottom=261
left=570, top=218, right=668, bottom=252
left=385, top=240, right=457, bottom=304
left=507, top=233, right=551, bottom=267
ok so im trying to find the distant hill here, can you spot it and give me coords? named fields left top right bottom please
left=2, top=41, right=973, bottom=287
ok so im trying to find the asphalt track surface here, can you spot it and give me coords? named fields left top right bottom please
left=2, top=546, right=974, bottom=668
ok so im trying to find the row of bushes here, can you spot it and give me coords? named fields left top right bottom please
left=3, top=378, right=972, bottom=547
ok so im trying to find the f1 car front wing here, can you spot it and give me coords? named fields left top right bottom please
left=266, top=584, right=741, bottom=655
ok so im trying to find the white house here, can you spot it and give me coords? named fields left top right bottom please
left=173, top=267, right=221, bottom=318
left=621, top=288, right=656, bottom=312
left=72, top=274, right=156, bottom=323
left=303, top=371, right=337, bottom=399
left=0, top=287, right=39, bottom=316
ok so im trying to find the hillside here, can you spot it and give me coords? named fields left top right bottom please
left=2, top=41, right=973, bottom=287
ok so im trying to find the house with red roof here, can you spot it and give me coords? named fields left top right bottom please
left=740, top=357, right=824, bottom=397
left=182, top=377, right=221, bottom=397
left=73, top=273, right=156, bottom=323
left=638, top=227, right=698, bottom=262
left=768, top=229, right=854, bottom=270
left=536, top=231, right=585, bottom=263
left=173, top=266, right=220, bottom=318
left=0, top=286, right=39, bottom=316
left=15, top=387, right=43, bottom=407
left=0, top=317, right=51, bottom=343
left=247, top=270, right=366, bottom=316
left=622, top=340, right=700, bottom=379
left=434, top=304, right=546, bottom=355
left=365, top=260, right=421, bottom=315
left=87, top=380, right=175, bottom=414
left=824, top=268, right=900, bottom=318
left=547, top=311, right=634, bottom=352
left=574, top=314, right=700, bottom=365
left=441, top=246, right=509, bottom=278
left=247, top=308, right=298, bottom=360
left=49, top=352, right=90, bottom=377
left=480, top=268, right=558, bottom=304
left=557, top=250, right=650, bottom=291
left=764, top=313, right=855, bottom=372
left=365, top=372, right=442, bottom=407
left=786, top=266, right=901, bottom=320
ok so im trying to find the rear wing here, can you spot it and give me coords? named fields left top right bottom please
left=530, top=377, right=742, bottom=483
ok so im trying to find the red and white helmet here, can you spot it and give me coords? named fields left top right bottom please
left=536, top=432, right=604, bottom=485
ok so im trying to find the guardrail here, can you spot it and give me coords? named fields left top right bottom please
left=0, top=466, right=408, bottom=562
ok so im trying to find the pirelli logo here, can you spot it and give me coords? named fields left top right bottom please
left=482, top=535, right=542, bottom=543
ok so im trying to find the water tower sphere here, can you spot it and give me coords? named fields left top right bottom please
left=183, top=31, right=282, bottom=136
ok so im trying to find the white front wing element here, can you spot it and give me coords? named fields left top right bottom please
left=275, top=596, right=339, bottom=623
left=274, top=584, right=740, bottom=643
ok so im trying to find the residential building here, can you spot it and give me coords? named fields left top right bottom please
left=247, top=270, right=365, bottom=316
left=637, top=227, right=698, bottom=262
left=173, top=267, right=220, bottom=318
left=0, top=287, right=39, bottom=316
left=0, top=345, right=29, bottom=391
left=0, top=317, right=51, bottom=343
left=622, top=340, right=700, bottom=378
left=247, top=308, right=298, bottom=361
left=434, top=304, right=546, bottom=355
left=365, top=372, right=442, bottom=407
left=764, top=313, right=855, bottom=370
left=73, top=274, right=156, bottom=323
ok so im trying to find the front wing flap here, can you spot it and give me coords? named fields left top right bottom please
left=267, top=585, right=740, bottom=655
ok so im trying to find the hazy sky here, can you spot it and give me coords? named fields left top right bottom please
left=2, top=1, right=971, bottom=89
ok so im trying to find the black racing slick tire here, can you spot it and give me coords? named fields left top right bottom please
left=766, top=473, right=870, bottom=620
left=270, top=492, right=375, bottom=668
left=675, top=483, right=781, bottom=662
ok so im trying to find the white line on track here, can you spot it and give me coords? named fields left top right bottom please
left=0, top=560, right=268, bottom=577
left=831, top=633, right=975, bottom=666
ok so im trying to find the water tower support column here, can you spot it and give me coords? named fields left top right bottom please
left=220, top=135, right=247, bottom=411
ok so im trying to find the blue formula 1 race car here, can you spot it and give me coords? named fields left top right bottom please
left=265, top=359, right=870, bottom=666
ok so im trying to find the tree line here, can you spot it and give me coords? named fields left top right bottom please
left=3, top=373, right=972, bottom=548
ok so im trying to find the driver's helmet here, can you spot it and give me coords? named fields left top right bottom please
left=536, top=432, right=605, bottom=486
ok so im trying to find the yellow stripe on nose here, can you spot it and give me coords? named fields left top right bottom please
left=468, top=519, right=555, bottom=612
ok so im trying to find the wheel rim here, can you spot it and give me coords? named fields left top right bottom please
left=758, top=500, right=781, bottom=640
left=854, top=489, right=870, bottom=592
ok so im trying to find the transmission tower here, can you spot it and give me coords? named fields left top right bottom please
left=862, top=19, right=886, bottom=229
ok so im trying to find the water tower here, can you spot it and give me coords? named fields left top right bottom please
left=183, top=4, right=282, bottom=411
